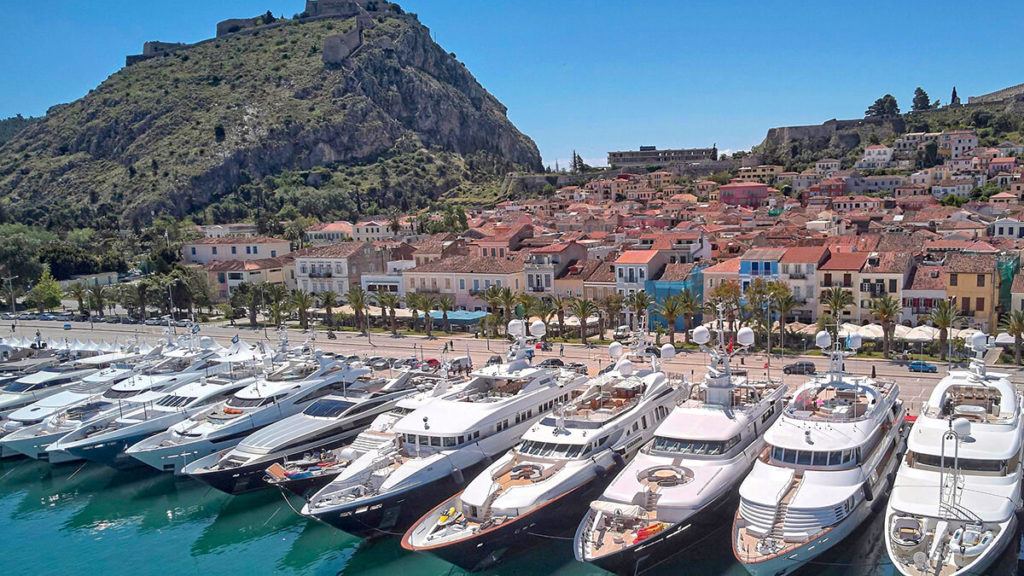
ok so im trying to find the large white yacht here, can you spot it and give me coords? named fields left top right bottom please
left=183, top=360, right=416, bottom=494
left=402, top=332, right=686, bottom=571
left=49, top=340, right=266, bottom=469
left=732, top=330, right=906, bottom=576
left=301, top=320, right=589, bottom=539
left=0, top=359, right=100, bottom=425
left=0, top=349, right=151, bottom=457
left=126, top=352, right=370, bottom=474
left=2, top=345, right=222, bottom=463
left=886, top=333, right=1023, bottom=576
left=264, top=368, right=471, bottom=497
left=575, top=314, right=787, bottom=575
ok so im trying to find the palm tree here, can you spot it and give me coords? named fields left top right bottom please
left=421, top=294, right=438, bottom=338
left=290, top=289, right=316, bottom=330
left=1000, top=310, right=1024, bottom=365
left=550, top=295, right=568, bottom=338
left=677, top=289, right=700, bottom=343
left=87, top=284, right=107, bottom=317
left=497, top=287, right=519, bottom=329
left=706, top=281, right=742, bottom=332
left=68, top=282, right=87, bottom=316
left=406, top=292, right=424, bottom=332
left=438, top=295, right=455, bottom=333
left=568, top=297, right=599, bottom=344
left=774, top=292, right=801, bottom=351
left=265, top=283, right=288, bottom=326
left=652, top=294, right=684, bottom=345
left=625, top=291, right=654, bottom=331
left=346, top=286, right=369, bottom=333
left=598, top=294, right=625, bottom=340
left=318, top=290, right=339, bottom=328
left=375, top=291, right=401, bottom=335
left=929, top=299, right=961, bottom=361
left=480, top=285, right=504, bottom=332
left=823, top=286, right=854, bottom=321
left=870, top=295, right=903, bottom=359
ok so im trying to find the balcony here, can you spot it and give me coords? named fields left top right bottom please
left=530, top=286, right=547, bottom=293
left=308, top=271, right=333, bottom=278
left=788, top=272, right=807, bottom=280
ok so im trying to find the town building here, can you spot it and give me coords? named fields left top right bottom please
left=183, top=237, right=290, bottom=265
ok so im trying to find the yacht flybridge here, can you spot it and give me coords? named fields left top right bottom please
left=575, top=311, right=786, bottom=575
left=402, top=323, right=687, bottom=572
left=303, top=320, right=589, bottom=539
left=50, top=339, right=267, bottom=469
left=732, top=330, right=906, bottom=576
left=127, top=350, right=362, bottom=474
left=886, top=333, right=1023, bottom=576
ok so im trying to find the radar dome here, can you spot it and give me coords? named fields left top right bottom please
left=737, top=327, right=755, bottom=347
left=692, top=326, right=710, bottom=345
left=815, top=330, right=832, bottom=349
left=608, top=341, right=623, bottom=359
left=970, top=332, right=988, bottom=352
left=952, top=417, right=971, bottom=439
left=660, top=344, right=675, bottom=359
left=617, top=359, right=634, bottom=376
left=529, top=320, right=547, bottom=337
left=199, top=336, right=217, bottom=349
left=508, top=320, right=525, bottom=337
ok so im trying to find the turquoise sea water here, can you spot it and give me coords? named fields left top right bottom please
left=0, top=457, right=1019, bottom=576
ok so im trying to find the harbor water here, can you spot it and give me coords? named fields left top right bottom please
left=1, top=458, right=1019, bottom=576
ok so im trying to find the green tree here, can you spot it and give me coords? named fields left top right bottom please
left=406, top=292, right=424, bottom=333
left=550, top=294, right=569, bottom=338
left=67, top=281, right=87, bottom=315
left=480, top=285, right=504, bottom=333
left=929, top=299, right=961, bottom=361
left=1000, top=310, right=1024, bottom=366
left=438, top=295, right=455, bottom=333
left=345, top=286, right=369, bottom=333
left=567, top=297, right=598, bottom=343
left=774, top=291, right=801, bottom=351
left=290, top=289, right=316, bottom=330
left=26, top=266, right=62, bottom=312
left=229, top=282, right=262, bottom=327
left=598, top=294, right=625, bottom=340
left=823, top=286, right=854, bottom=321
left=374, top=291, right=401, bottom=335
left=625, top=291, right=654, bottom=331
left=318, top=290, right=339, bottom=327
left=652, top=294, right=684, bottom=345
left=420, top=294, right=438, bottom=337
left=870, top=294, right=903, bottom=359
left=912, top=87, right=931, bottom=111
left=866, top=94, right=899, bottom=117
left=264, top=283, right=288, bottom=325
left=497, top=287, right=519, bottom=329
left=87, top=284, right=107, bottom=316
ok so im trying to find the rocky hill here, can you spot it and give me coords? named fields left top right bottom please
left=0, top=0, right=541, bottom=229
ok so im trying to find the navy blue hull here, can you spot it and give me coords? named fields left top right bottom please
left=312, top=461, right=487, bottom=539
left=63, top=432, right=154, bottom=470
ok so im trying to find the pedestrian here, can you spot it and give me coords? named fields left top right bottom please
left=9, top=323, right=14, bottom=333
left=560, top=344, right=565, bottom=357
left=871, top=365, right=876, bottom=379
left=450, top=340, right=454, bottom=351
left=443, top=342, right=448, bottom=353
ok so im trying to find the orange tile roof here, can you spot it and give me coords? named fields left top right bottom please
left=615, top=250, right=660, bottom=264
left=819, top=251, right=868, bottom=271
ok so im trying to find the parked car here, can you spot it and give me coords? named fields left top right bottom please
left=644, top=346, right=662, bottom=357
left=486, top=355, right=503, bottom=367
left=419, top=358, right=440, bottom=371
left=613, top=325, right=631, bottom=341
left=449, top=356, right=473, bottom=373
left=370, top=358, right=391, bottom=370
left=38, top=314, right=56, bottom=321
left=538, top=358, right=564, bottom=368
left=63, top=323, right=72, bottom=331
left=567, top=361, right=588, bottom=375
left=537, top=341, right=552, bottom=351
left=0, top=313, right=13, bottom=320
left=144, top=318, right=163, bottom=326
left=783, top=361, right=816, bottom=375
left=908, top=360, right=938, bottom=373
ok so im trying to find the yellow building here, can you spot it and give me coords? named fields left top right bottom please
left=944, top=253, right=999, bottom=331
left=735, top=164, right=783, bottom=185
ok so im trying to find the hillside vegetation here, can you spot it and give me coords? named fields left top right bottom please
left=0, top=8, right=540, bottom=230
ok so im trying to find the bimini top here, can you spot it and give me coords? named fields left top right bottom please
left=922, top=368, right=1017, bottom=425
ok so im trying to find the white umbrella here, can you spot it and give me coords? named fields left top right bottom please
left=138, top=342, right=154, bottom=355
left=995, top=332, right=1015, bottom=346
left=797, top=323, right=822, bottom=336
left=905, top=325, right=940, bottom=343
left=71, top=338, right=85, bottom=351
left=858, top=324, right=885, bottom=340
left=953, top=328, right=982, bottom=341
left=892, top=325, right=913, bottom=340
left=837, top=323, right=862, bottom=338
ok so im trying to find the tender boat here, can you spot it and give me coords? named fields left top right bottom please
left=183, top=361, right=417, bottom=494
left=886, top=333, right=1023, bottom=576
left=732, top=330, right=906, bottom=576
left=0, top=349, right=151, bottom=457
left=575, top=312, right=787, bottom=575
left=2, top=346, right=220, bottom=463
left=302, top=320, right=588, bottom=539
left=49, top=340, right=266, bottom=469
left=126, top=351, right=359, bottom=474
left=264, top=369, right=470, bottom=496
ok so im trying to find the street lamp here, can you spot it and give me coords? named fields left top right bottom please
left=2, top=274, right=18, bottom=317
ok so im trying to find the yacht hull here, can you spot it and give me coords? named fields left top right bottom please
left=580, top=488, right=739, bottom=575
left=269, top=471, right=341, bottom=497
left=405, top=478, right=602, bottom=572
left=3, top=428, right=78, bottom=462
left=311, top=461, right=488, bottom=539
left=128, top=430, right=258, bottom=475
left=886, top=514, right=1018, bottom=576
left=61, top=431, right=155, bottom=470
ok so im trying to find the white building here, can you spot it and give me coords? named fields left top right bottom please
left=183, top=237, right=290, bottom=265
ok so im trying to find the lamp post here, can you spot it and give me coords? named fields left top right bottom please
left=2, top=274, right=17, bottom=317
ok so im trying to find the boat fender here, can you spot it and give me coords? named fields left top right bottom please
left=451, top=467, right=465, bottom=484
left=612, top=453, right=626, bottom=468
left=594, top=465, right=608, bottom=479
left=863, top=482, right=873, bottom=502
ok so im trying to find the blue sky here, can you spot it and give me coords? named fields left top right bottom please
left=2, top=1, right=1022, bottom=167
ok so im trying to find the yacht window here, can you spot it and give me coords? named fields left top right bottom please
left=912, top=452, right=1005, bottom=473
left=226, top=395, right=283, bottom=408
left=156, top=395, right=196, bottom=408
left=103, top=388, right=141, bottom=399
left=772, top=446, right=786, bottom=462
left=294, top=381, right=354, bottom=404
left=443, top=437, right=456, bottom=447
left=430, top=436, right=441, bottom=447
left=457, top=435, right=464, bottom=444
left=812, top=451, right=828, bottom=466
left=302, top=399, right=355, bottom=417
left=796, top=451, right=812, bottom=466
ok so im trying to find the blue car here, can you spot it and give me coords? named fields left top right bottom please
left=908, top=360, right=937, bottom=373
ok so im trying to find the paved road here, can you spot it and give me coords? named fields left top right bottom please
left=10, top=320, right=1023, bottom=416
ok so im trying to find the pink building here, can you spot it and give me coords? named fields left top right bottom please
left=717, top=180, right=770, bottom=208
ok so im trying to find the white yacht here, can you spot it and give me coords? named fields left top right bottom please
left=183, top=360, right=419, bottom=494
left=0, top=349, right=151, bottom=457
left=263, top=367, right=472, bottom=497
left=886, top=333, right=1023, bottom=576
left=49, top=340, right=266, bottom=469
left=575, top=317, right=787, bottom=575
left=302, top=320, right=589, bottom=539
left=126, top=352, right=371, bottom=474
left=2, top=346, right=222, bottom=463
left=732, top=331, right=906, bottom=576
left=401, top=331, right=687, bottom=571
left=0, top=360, right=100, bottom=423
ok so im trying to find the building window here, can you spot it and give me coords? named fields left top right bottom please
left=253, top=246, right=258, bottom=254
left=212, top=247, right=217, bottom=255
left=231, top=246, right=237, bottom=255
left=191, top=247, right=197, bottom=255
left=977, top=274, right=985, bottom=287
left=460, top=279, right=465, bottom=290
left=246, top=246, right=251, bottom=254
left=976, top=297, right=984, bottom=312
left=950, top=273, right=958, bottom=286
left=217, top=273, right=225, bottom=283
left=889, top=279, right=896, bottom=293
left=271, top=250, right=276, bottom=257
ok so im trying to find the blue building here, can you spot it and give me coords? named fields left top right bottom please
left=646, top=262, right=707, bottom=332
left=738, top=248, right=786, bottom=292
